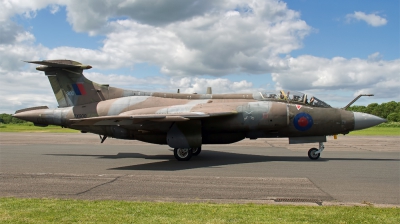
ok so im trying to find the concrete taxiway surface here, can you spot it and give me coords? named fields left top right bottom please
left=0, top=133, right=399, bottom=205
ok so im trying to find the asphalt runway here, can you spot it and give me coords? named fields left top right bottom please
left=0, top=133, right=399, bottom=206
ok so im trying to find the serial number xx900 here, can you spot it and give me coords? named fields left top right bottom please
left=74, top=114, right=87, bottom=118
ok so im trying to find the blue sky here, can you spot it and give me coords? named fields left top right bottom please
left=15, top=6, right=104, bottom=50
left=285, top=0, right=399, bottom=60
left=0, top=0, right=399, bottom=113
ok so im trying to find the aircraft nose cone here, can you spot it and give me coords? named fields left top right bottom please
left=353, top=112, right=386, bottom=130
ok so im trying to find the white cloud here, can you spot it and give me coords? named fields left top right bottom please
left=0, top=0, right=62, bottom=22
left=367, top=52, right=383, bottom=62
left=0, top=70, right=57, bottom=113
left=168, top=77, right=256, bottom=94
left=85, top=72, right=170, bottom=89
left=85, top=72, right=257, bottom=94
left=49, top=4, right=59, bottom=14
left=271, top=53, right=400, bottom=100
left=6, top=0, right=309, bottom=77
left=55, top=0, right=227, bottom=33
left=46, top=47, right=117, bottom=68
left=0, top=0, right=398, bottom=113
left=346, top=11, right=387, bottom=27
left=0, top=43, right=47, bottom=71
left=89, top=1, right=310, bottom=76
left=225, top=11, right=240, bottom=18
left=0, top=20, right=35, bottom=44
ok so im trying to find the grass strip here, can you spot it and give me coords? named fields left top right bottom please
left=1, top=198, right=399, bottom=224
left=0, top=124, right=79, bottom=133
left=348, top=127, right=400, bottom=136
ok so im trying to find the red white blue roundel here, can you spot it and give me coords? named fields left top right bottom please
left=293, top=112, right=313, bottom=131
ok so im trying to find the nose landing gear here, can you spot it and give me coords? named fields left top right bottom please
left=308, top=142, right=325, bottom=160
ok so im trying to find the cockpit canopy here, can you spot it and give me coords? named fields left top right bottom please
left=258, top=90, right=331, bottom=108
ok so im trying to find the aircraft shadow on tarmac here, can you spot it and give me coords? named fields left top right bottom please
left=44, top=150, right=399, bottom=171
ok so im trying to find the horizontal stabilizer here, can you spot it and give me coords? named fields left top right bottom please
left=25, top=60, right=92, bottom=69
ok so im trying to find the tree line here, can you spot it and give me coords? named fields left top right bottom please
left=347, top=101, right=400, bottom=122
left=1, top=101, right=399, bottom=124
left=0, top=113, right=28, bottom=124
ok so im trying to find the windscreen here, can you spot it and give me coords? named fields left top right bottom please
left=258, top=90, right=331, bottom=108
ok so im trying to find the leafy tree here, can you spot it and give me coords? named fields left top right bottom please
left=379, top=101, right=398, bottom=118
left=0, top=114, right=27, bottom=124
left=348, top=101, right=400, bottom=119
left=387, top=113, right=400, bottom=122
left=347, top=105, right=366, bottom=113
left=0, top=114, right=11, bottom=124
left=365, top=103, right=379, bottom=115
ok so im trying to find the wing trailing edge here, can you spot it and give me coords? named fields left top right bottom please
left=70, top=111, right=237, bottom=126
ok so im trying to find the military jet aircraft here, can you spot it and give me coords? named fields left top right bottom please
left=14, top=60, right=386, bottom=161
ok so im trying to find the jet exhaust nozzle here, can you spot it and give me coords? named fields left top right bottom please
left=13, top=106, right=52, bottom=126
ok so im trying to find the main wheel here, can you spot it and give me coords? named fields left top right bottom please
left=192, top=147, right=202, bottom=156
left=308, top=148, right=320, bottom=160
left=174, top=148, right=193, bottom=161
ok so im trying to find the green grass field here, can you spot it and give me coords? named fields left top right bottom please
left=0, top=124, right=79, bottom=133
left=1, top=198, right=398, bottom=224
left=348, top=127, right=400, bottom=136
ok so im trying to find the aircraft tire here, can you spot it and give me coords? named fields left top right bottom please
left=174, top=148, right=193, bottom=161
left=308, top=148, right=320, bottom=160
left=192, top=147, right=202, bottom=156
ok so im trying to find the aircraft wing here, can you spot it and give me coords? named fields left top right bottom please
left=70, top=112, right=236, bottom=126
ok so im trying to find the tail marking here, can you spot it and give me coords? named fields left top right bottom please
left=72, top=83, right=87, bottom=95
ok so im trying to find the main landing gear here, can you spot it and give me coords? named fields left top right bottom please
left=308, top=142, right=325, bottom=160
left=173, top=147, right=202, bottom=161
left=192, top=147, right=202, bottom=156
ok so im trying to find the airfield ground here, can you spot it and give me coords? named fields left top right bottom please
left=0, top=133, right=399, bottom=207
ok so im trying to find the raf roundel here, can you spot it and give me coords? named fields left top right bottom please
left=293, top=112, right=313, bottom=131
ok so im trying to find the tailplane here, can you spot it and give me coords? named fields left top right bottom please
left=26, top=60, right=124, bottom=107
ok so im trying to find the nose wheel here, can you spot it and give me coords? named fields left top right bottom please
left=308, top=148, right=320, bottom=160
left=308, top=142, right=325, bottom=160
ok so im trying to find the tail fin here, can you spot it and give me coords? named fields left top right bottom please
left=26, top=60, right=123, bottom=107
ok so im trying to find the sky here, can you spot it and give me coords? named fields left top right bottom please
left=0, top=0, right=399, bottom=113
